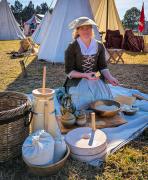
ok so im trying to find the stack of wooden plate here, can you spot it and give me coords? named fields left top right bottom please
left=65, top=127, right=107, bottom=162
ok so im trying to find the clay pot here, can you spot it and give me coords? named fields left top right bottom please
left=75, top=110, right=87, bottom=126
left=61, top=112, right=76, bottom=128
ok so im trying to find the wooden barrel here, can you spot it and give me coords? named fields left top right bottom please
left=31, top=88, right=60, bottom=137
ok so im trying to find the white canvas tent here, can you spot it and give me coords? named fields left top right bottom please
left=32, top=11, right=51, bottom=45
left=0, top=0, right=25, bottom=40
left=38, top=0, right=101, bottom=63
left=144, top=21, right=148, bottom=35
left=90, top=0, right=124, bottom=34
left=24, top=15, right=42, bottom=36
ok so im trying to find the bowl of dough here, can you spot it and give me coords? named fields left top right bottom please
left=90, top=100, right=120, bottom=117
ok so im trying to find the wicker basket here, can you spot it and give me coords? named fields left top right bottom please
left=0, top=91, right=32, bottom=163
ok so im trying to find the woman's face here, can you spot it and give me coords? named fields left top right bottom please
left=77, top=25, right=92, bottom=40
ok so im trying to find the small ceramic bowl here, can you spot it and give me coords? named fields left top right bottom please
left=121, top=105, right=139, bottom=115
left=61, top=118, right=76, bottom=128
left=75, top=110, right=87, bottom=126
left=123, top=107, right=138, bottom=115
left=76, top=118, right=87, bottom=126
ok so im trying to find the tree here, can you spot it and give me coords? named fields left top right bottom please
left=40, top=3, right=49, bottom=14
left=36, top=5, right=42, bottom=14
left=122, top=7, right=140, bottom=30
left=21, top=1, right=35, bottom=22
left=11, top=0, right=23, bottom=24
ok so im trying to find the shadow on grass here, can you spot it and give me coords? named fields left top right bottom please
left=125, top=50, right=148, bottom=56
left=6, top=57, right=66, bottom=94
left=128, top=128, right=148, bottom=151
left=5, top=55, right=148, bottom=94
left=0, top=156, right=105, bottom=180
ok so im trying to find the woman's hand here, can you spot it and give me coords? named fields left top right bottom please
left=84, top=72, right=99, bottom=80
left=107, top=76, right=119, bottom=86
left=101, top=69, right=119, bottom=86
left=68, top=71, right=99, bottom=80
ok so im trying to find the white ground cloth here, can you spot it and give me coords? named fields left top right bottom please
left=28, top=85, right=148, bottom=166
left=88, top=85, right=148, bottom=166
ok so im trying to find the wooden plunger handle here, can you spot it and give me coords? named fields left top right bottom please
left=42, top=66, right=46, bottom=94
left=132, top=93, right=148, bottom=101
left=91, top=112, right=96, bottom=131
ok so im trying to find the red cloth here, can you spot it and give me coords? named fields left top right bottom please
left=138, top=3, right=145, bottom=32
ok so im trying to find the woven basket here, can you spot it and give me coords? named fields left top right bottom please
left=0, top=91, right=32, bottom=163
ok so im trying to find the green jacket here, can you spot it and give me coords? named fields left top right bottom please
left=64, top=40, right=107, bottom=88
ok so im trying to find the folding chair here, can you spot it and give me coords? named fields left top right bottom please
left=105, top=30, right=124, bottom=64
left=107, top=49, right=124, bottom=64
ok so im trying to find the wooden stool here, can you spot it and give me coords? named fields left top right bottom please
left=107, top=49, right=124, bottom=64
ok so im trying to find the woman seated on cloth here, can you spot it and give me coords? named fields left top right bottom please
left=64, top=17, right=119, bottom=110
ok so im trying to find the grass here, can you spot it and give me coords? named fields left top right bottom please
left=0, top=40, right=148, bottom=180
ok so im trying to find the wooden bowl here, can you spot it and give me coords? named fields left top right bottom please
left=23, top=145, right=70, bottom=176
left=90, top=100, right=120, bottom=117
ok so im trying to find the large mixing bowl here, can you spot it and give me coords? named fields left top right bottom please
left=90, top=100, right=120, bottom=117
left=23, top=145, right=70, bottom=176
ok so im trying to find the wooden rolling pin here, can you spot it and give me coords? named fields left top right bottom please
left=132, top=93, right=148, bottom=101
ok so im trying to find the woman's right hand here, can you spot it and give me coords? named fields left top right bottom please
left=84, top=72, right=99, bottom=80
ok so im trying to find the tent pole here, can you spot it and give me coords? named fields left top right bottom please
left=106, top=0, right=109, bottom=32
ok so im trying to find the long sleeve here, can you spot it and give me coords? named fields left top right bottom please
left=65, top=43, right=76, bottom=74
left=97, top=43, right=108, bottom=71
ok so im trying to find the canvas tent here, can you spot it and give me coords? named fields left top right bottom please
left=90, top=0, right=124, bottom=35
left=0, top=0, right=25, bottom=40
left=32, top=11, right=51, bottom=45
left=143, top=21, right=148, bottom=35
left=38, top=0, right=101, bottom=63
left=24, top=15, right=42, bottom=36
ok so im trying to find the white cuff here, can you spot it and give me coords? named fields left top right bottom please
left=100, top=69, right=109, bottom=74
left=67, top=70, right=75, bottom=79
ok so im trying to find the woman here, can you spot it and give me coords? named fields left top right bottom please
left=64, top=17, right=119, bottom=110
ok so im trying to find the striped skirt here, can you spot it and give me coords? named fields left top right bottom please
left=69, top=78, right=113, bottom=110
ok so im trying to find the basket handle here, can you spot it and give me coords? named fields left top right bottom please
left=24, top=108, right=33, bottom=127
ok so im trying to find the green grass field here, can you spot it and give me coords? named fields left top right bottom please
left=0, top=40, right=147, bottom=180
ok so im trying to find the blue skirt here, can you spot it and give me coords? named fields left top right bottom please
left=69, top=78, right=113, bottom=110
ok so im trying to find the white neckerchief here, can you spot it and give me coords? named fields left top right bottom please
left=77, top=37, right=98, bottom=55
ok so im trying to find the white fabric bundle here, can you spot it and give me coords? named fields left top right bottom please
left=22, top=130, right=55, bottom=166
left=54, top=135, right=67, bottom=163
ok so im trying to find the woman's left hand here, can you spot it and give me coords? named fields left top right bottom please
left=107, top=76, right=119, bottom=86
